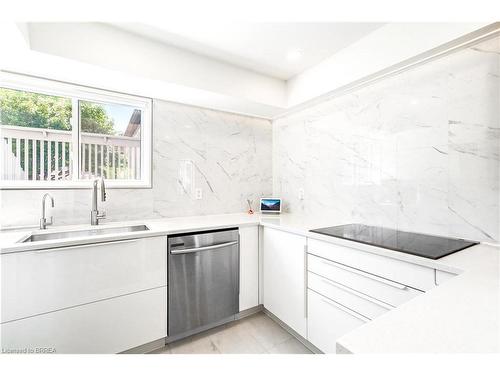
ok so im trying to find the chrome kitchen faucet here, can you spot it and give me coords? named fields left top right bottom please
left=91, top=177, right=107, bottom=225
left=40, top=193, right=55, bottom=230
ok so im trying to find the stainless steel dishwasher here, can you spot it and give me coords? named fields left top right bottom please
left=168, top=228, right=239, bottom=340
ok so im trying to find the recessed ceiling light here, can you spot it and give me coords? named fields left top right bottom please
left=286, top=49, right=303, bottom=62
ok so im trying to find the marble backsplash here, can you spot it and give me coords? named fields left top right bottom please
left=0, top=100, right=272, bottom=227
left=273, top=36, right=500, bottom=242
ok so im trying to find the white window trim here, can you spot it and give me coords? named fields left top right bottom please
left=0, top=72, right=152, bottom=190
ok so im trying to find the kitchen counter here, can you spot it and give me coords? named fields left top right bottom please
left=1, top=212, right=499, bottom=353
left=0, top=212, right=340, bottom=254
left=336, top=241, right=500, bottom=353
left=0, top=213, right=262, bottom=254
left=262, top=216, right=500, bottom=353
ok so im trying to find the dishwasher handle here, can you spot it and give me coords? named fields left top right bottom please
left=170, top=240, right=238, bottom=255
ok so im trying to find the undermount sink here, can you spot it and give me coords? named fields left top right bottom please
left=19, top=224, right=150, bottom=243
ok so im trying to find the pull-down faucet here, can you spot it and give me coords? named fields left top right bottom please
left=91, top=177, right=107, bottom=225
left=40, top=193, right=55, bottom=230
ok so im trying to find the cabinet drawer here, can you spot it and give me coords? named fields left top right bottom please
left=308, top=238, right=435, bottom=291
left=1, top=287, right=166, bottom=354
left=308, top=272, right=391, bottom=320
left=1, top=236, right=167, bottom=323
left=308, top=254, right=422, bottom=307
left=307, top=289, right=366, bottom=354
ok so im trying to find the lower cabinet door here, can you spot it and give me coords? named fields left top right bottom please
left=239, top=226, right=259, bottom=311
left=1, top=287, right=166, bottom=354
left=263, top=227, right=306, bottom=337
left=307, top=289, right=368, bottom=353
left=1, top=236, right=167, bottom=323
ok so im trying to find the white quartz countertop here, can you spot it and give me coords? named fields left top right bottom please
left=336, top=241, right=500, bottom=353
left=1, top=212, right=499, bottom=353
left=0, top=212, right=341, bottom=254
left=0, top=213, right=262, bottom=253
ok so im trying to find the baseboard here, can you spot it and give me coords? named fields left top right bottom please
left=166, top=315, right=237, bottom=344
left=120, top=338, right=166, bottom=354
left=237, top=304, right=264, bottom=319
left=262, top=308, right=322, bottom=354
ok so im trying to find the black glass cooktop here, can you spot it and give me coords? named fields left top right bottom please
left=310, top=224, right=479, bottom=259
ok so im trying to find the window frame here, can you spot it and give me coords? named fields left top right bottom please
left=0, top=72, right=152, bottom=189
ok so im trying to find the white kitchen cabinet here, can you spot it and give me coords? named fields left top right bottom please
left=308, top=238, right=435, bottom=291
left=308, top=254, right=422, bottom=307
left=1, top=287, right=166, bottom=354
left=263, top=227, right=306, bottom=337
left=308, top=289, right=367, bottom=354
left=1, top=236, right=167, bottom=323
left=239, top=225, right=259, bottom=311
left=308, top=272, right=391, bottom=320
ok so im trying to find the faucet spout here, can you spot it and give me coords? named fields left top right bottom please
left=100, top=177, right=107, bottom=202
left=91, top=177, right=107, bottom=225
left=40, top=193, right=55, bottom=230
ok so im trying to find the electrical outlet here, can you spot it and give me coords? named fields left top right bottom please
left=195, top=188, right=203, bottom=200
left=298, top=188, right=305, bottom=200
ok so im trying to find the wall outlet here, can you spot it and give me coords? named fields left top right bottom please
left=298, top=188, right=305, bottom=200
left=195, top=188, right=203, bottom=200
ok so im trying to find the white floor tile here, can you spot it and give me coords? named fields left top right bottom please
left=267, top=337, right=312, bottom=354
left=150, top=312, right=311, bottom=355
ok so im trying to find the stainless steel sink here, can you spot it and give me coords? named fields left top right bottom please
left=19, top=225, right=150, bottom=243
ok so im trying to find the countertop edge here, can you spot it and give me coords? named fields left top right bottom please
left=0, top=216, right=261, bottom=254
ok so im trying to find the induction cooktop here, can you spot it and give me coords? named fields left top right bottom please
left=309, top=224, right=479, bottom=259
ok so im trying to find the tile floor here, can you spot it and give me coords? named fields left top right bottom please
left=150, top=312, right=313, bottom=354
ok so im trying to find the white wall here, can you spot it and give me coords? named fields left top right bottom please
left=286, top=23, right=490, bottom=107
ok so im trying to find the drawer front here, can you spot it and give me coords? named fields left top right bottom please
left=308, top=238, right=435, bottom=291
left=308, top=254, right=422, bottom=307
left=1, top=287, right=166, bottom=354
left=1, top=236, right=167, bottom=323
left=308, top=272, right=390, bottom=320
left=307, top=289, right=367, bottom=354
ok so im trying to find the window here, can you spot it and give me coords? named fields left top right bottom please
left=0, top=73, right=152, bottom=188
left=79, top=100, right=142, bottom=181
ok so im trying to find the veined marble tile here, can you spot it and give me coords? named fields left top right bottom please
left=273, top=35, right=500, bottom=242
left=152, top=101, right=272, bottom=219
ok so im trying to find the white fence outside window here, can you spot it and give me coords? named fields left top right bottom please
left=1, top=125, right=141, bottom=181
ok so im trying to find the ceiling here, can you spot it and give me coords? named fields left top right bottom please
left=110, top=22, right=384, bottom=80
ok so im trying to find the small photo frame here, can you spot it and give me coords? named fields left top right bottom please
left=260, top=198, right=281, bottom=214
